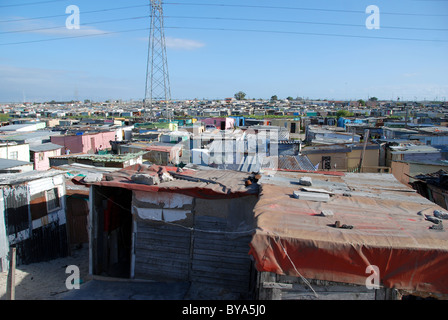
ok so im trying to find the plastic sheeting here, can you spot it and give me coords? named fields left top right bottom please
left=249, top=172, right=448, bottom=295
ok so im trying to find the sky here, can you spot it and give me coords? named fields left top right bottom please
left=0, top=0, right=447, bottom=103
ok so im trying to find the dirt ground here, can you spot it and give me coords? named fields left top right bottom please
left=0, top=245, right=90, bottom=300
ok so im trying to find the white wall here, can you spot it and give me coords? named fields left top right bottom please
left=0, top=143, right=30, bottom=162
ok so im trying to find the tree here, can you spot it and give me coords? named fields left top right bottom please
left=271, top=95, right=278, bottom=102
left=336, top=110, right=353, bottom=118
left=357, top=99, right=366, bottom=106
left=369, top=97, right=378, bottom=102
left=286, top=96, right=294, bottom=101
left=234, top=91, right=246, bottom=100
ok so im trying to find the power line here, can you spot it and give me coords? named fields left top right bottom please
left=0, top=24, right=447, bottom=46
left=0, top=0, right=68, bottom=8
left=0, top=15, right=148, bottom=35
left=165, top=15, right=448, bottom=32
left=1, top=14, right=447, bottom=35
left=1, top=2, right=447, bottom=24
left=165, top=25, right=448, bottom=43
left=164, top=2, right=448, bottom=17
left=0, top=4, right=149, bottom=23
left=0, top=27, right=149, bottom=46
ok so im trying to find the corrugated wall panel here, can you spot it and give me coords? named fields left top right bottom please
left=190, top=215, right=253, bottom=296
left=0, top=189, right=8, bottom=272
left=134, top=220, right=191, bottom=281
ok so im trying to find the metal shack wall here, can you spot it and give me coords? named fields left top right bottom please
left=2, top=175, right=68, bottom=265
left=132, top=191, right=258, bottom=297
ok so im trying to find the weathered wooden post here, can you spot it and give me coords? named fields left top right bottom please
left=6, top=245, right=16, bottom=300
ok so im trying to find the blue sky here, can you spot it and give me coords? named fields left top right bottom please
left=0, top=0, right=447, bottom=103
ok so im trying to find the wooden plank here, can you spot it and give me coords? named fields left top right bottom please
left=191, top=273, right=250, bottom=291
left=135, top=251, right=190, bottom=264
left=193, top=241, right=251, bottom=254
left=193, top=253, right=250, bottom=267
left=135, top=244, right=189, bottom=256
left=192, top=260, right=251, bottom=275
left=6, top=246, right=16, bottom=300
left=282, top=291, right=375, bottom=300
left=137, top=227, right=190, bottom=238
left=193, top=248, right=250, bottom=260
left=136, top=236, right=191, bottom=248
left=191, top=266, right=251, bottom=282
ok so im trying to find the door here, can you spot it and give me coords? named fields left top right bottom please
left=291, top=123, right=296, bottom=133
left=66, top=196, right=89, bottom=246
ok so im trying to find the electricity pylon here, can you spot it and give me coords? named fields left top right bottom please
left=144, top=0, right=171, bottom=121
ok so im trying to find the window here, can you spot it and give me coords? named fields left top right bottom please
left=9, top=151, right=18, bottom=160
left=322, top=156, right=332, bottom=170
left=38, top=152, right=44, bottom=161
left=46, top=188, right=60, bottom=212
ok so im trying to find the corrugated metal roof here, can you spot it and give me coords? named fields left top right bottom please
left=51, top=151, right=146, bottom=162
left=0, top=168, right=63, bottom=185
left=29, top=143, right=64, bottom=152
left=74, top=163, right=259, bottom=199
left=0, top=159, right=33, bottom=170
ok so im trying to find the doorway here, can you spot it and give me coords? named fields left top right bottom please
left=91, top=186, right=133, bottom=278
left=290, top=123, right=296, bottom=134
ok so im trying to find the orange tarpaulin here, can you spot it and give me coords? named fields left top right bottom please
left=249, top=174, right=448, bottom=295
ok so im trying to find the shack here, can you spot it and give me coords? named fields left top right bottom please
left=75, top=164, right=259, bottom=298
left=0, top=170, right=69, bottom=270
left=250, top=170, right=448, bottom=300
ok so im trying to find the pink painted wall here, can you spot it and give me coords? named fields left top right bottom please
left=51, top=131, right=116, bottom=154
left=33, top=148, right=62, bottom=171
left=203, top=118, right=235, bottom=130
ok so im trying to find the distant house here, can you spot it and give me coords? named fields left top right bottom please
left=203, top=117, right=235, bottom=130
left=386, top=144, right=443, bottom=168
left=0, top=130, right=61, bottom=147
left=0, top=142, right=30, bottom=162
left=302, top=143, right=381, bottom=172
left=49, top=152, right=145, bottom=169
left=0, top=170, right=69, bottom=270
left=118, top=142, right=183, bottom=166
left=50, top=131, right=116, bottom=154
left=0, top=158, right=33, bottom=173
left=30, top=143, right=64, bottom=171
left=0, top=122, right=46, bottom=133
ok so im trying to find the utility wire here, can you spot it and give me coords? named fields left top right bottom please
left=0, top=27, right=149, bottom=46
left=0, top=15, right=148, bottom=35
left=1, top=14, right=447, bottom=35
left=0, top=4, right=149, bottom=23
left=164, top=2, right=448, bottom=17
left=0, top=0, right=68, bottom=8
left=1, top=2, right=447, bottom=24
left=165, top=15, right=448, bottom=32
left=1, top=25, right=446, bottom=46
left=166, top=26, right=448, bottom=43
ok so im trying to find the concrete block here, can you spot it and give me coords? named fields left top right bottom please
left=293, top=191, right=329, bottom=202
left=320, top=210, right=334, bottom=216
left=132, top=174, right=160, bottom=185
left=299, top=177, right=312, bottom=186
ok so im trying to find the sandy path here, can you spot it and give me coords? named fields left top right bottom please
left=0, top=246, right=90, bottom=300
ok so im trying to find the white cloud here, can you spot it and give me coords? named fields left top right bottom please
left=402, top=72, right=419, bottom=78
left=165, top=37, right=205, bottom=50
left=1, top=17, right=108, bottom=37
left=139, top=36, right=205, bottom=51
